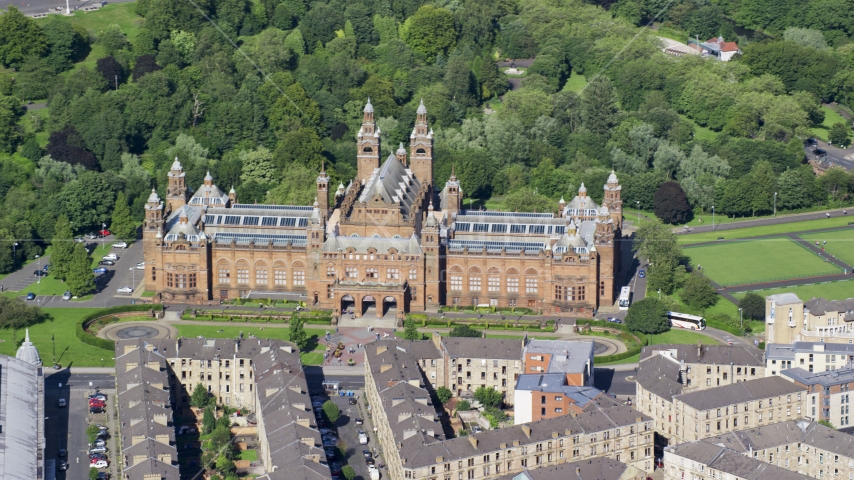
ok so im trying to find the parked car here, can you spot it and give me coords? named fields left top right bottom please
left=136, top=262, right=145, bottom=270
left=99, top=229, right=111, bottom=237
left=59, top=448, right=67, bottom=457
left=74, top=237, right=85, bottom=243
left=607, top=317, right=622, bottom=323
left=26, top=293, right=36, bottom=300
left=90, top=439, right=106, bottom=448
left=89, top=446, right=107, bottom=454
left=363, top=450, right=373, bottom=459
left=58, top=460, right=68, bottom=471
left=322, top=437, right=337, bottom=447
left=349, top=397, right=358, bottom=405
left=638, top=269, right=645, bottom=278
left=62, top=291, right=72, bottom=300
left=97, top=473, right=111, bottom=480
left=34, top=270, right=48, bottom=277
left=93, top=267, right=107, bottom=274
left=90, top=407, right=104, bottom=414
left=86, top=233, right=97, bottom=239
left=365, top=458, right=375, bottom=466
left=102, top=253, right=118, bottom=261
left=58, top=398, right=66, bottom=407
left=113, top=241, right=127, bottom=248
left=91, top=460, right=109, bottom=469
left=116, top=286, right=133, bottom=294
left=355, top=418, right=364, bottom=425
left=89, top=392, right=107, bottom=399
left=99, top=260, right=115, bottom=266
left=358, top=431, right=368, bottom=445
left=472, top=426, right=483, bottom=434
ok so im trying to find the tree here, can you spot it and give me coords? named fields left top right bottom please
left=56, top=172, right=116, bottom=232
left=216, top=455, right=236, bottom=475
left=50, top=215, right=74, bottom=281
left=739, top=292, right=765, bottom=320
left=0, top=95, right=25, bottom=154
left=65, top=243, right=95, bottom=296
left=783, top=27, right=828, bottom=50
left=202, top=406, right=216, bottom=434
left=581, top=75, right=617, bottom=138
left=342, top=465, right=356, bottom=480
left=457, top=399, right=471, bottom=411
left=99, top=24, right=129, bottom=56
left=818, top=419, right=836, bottom=429
left=47, top=127, right=98, bottom=170
left=0, top=297, right=50, bottom=329
left=830, top=122, right=851, bottom=147
left=449, top=325, right=481, bottom=337
left=288, top=316, right=308, bottom=351
left=190, top=382, right=211, bottom=408
left=633, top=219, right=685, bottom=295
left=625, top=297, right=670, bottom=334
left=97, top=56, right=124, bottom=88
left=474, top=386, right=503, bottom=408
left=654, top=181, right=691, bottom=224
left=502, top=188, right=554, bottom=213
left=89, top=467, right=99, bottom=480
left=437, top=386, right=452, bottom=404
left=0, top=7, right=48, bottom=69
left=239, top=147, right=277, bottom=185
left=402, top=6, right=456, bottom=60
left=680, top=272, right=719, bottom=310
left=133, top=54, right=161, bottom=81
left=402, top=318, right=420, bottom=340
left=111, top=192, right=136, bottom=243
left=322, top=400, right=340, bottom=424
left=42, top=19, right=87, bottom=73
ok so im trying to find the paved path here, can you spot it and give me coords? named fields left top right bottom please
left=675, top=209, right=853, bottom=236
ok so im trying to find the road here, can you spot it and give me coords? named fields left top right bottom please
left=807, top=138, right=854, bottom=171
left=0, top=0, right=132, bottom=16
left=44, top=372, right=115, bottom=480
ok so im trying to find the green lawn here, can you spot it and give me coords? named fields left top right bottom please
left=732, top=278, right=854, bottom=303
left=799, top=229, right=854, bottom=267
left=173, top=325, right=328, bottom=365
left=563, top=73, right=587, bottom=93
left=679, top=114, right=719, bottom=142
left=0, top=308, right=112, bottom=367
left=238, top=449, right=257, bottom=461
left=811, top=106, right=850, bottom=142
left=646, top=329, right=720, bottom=345
left=679, top=218, right=854, bottom=244
left=35, top=3, right=144, bottom=41
left=684, top=237, right=841, bottom=286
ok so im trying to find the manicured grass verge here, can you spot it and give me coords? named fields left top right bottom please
left=646, top=329, right=720, bottom=345
left=0, top=308, right=108, bottom=366
left=34, top=3, right=144, bottom=41
left=811, top=106, right=849, bottom=142
left=799, top=229, right=854, bottom=267
left=684, top=237, right=841, bottom=286
left=732, top=278, right=854, bottom=303
left=678, top=219, right=854, bottom=244
left=76, top=305, right=163, bottom=351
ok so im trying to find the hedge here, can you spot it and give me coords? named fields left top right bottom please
left=76, top=305, right=164, bottom=351
left=705, top=318, right=743, bottom=337
left=576, top=319, right=649, bottom=364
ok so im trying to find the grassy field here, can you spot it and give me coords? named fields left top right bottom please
left=0, top=308, right=111, bottom=367
left=599, top=328, right=719, bottom=365
left=799, top=229, right=854, bottom=267
left=811, top=106, right=850, bottom=142
left=174, top=325, right=328, bottom=365
left=683, top=237, right=841, bottom=286
left=679, top=114, right=719, bottom=142
left=732, top=278, right=854, bottom=303
left=563, top=74, right=588, bottom=93
left=678, top=218, right=854, bottom=244
left=34, top=3, right=144, bottom=41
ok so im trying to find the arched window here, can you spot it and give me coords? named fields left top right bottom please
left=525, top=268, right=538, bottom=294
left=255, top=260, right=268, bottom=286
left=217, top=259, right=231, bottom=285
left=363, top=147, right=373, bottom=153
left=292, top=261, right=306, bottom=286
left=416, top=148, right=426, bottom=155
left=235, top=259, right=249, bottom=285
left=273, top=260, right=287, bottom=286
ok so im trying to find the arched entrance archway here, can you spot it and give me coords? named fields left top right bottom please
left=381, top=296, right=398, bottom=319
left=341, top=295, right=355, bottom=315
left=361, top=295, right=376, bottom=317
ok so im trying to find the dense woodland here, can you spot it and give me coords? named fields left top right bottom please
left=0, top=0, right=854, bottom=274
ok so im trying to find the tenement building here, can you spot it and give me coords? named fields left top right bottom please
left=766, top=342, right=854, bottom=376
left=780, top=366, right=854, bottom=429
left=664, top=419, right=854, bottom=479
left=637, top=346, right=804, bottom=444
left=142, top=100, right=623, bottom=319
left=639, top=344, right=766, bottom=391
left=494, top=457, right=647, bottom=480
left=765, top=293, right=854, bottom=344
left=365, top=339, right=656, bottom=479
left=115, top=338, right=331, bottom=480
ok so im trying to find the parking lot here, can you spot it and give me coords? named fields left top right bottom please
left=44, top=372, right=118, bottom=480
left=313, top=390, right=383, bottom=480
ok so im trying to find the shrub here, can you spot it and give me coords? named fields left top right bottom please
left=342, top=465, right=356, bottom=480
left=323, top=400, right=340, bottom=424
left=437, top=386, right=452, bottom=404
left=457, top=400, right=471, bottom=411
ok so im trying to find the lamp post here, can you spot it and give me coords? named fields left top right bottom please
left=738, top=307, right=743, bottom=333
left=12, top=242, right=18, bottom=261
left=711, top=205, right=716, bottom=229
left=636, top=201, right=640, bottom=225
left=35, top=255, right=40, bottom=306
left=774, top=192, right=777, bottom=216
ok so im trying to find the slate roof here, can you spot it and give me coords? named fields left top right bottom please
left=440, top=337, right=523, bottom=359
left=358, top=154, right=422, bottom=215
left=666, top=441, right=806, bottom=480
left=674, top=376, right=805, bottom=411
left=322, top=233, right=422, bottom=254
left=767, top=293, right=802, bottom=305
left=804, top=297, right=854, bottom=316
left=636, top=352, right=684, bottom=401
left=0, top=355, right=44, bottom=480
left=493, top=457, right=637, bottom=480
left=640, top=344, right=764, bottom=366
left=781, top=366, right=854, bottom=387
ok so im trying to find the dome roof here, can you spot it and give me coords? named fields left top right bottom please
left=607, top=169, right=619, bottom=184
left=396, top=142, right=406, bottom=155
left=171, top=157, right=182, bottom=171
left=417, top=98, right=427, bottom=115
left=15, top=329, right=40, bottom=365
left=364, top=98, right=374, bottom=113
left=578, top=183, right=587, bottom=193
left=148, top=189, right=160, bottom=203
left=204, top=171, right=213, bottom=182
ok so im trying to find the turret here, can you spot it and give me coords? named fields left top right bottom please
left=602, top=170, right=623, bottom=230
left=228, top=186, right=237, bottom=205
left=166, top=157, right=188, bottom=213
left=357, top=98, right=381, bottom=183
left=317, top=163, right=329, bottom=220
left=410, top=99, right=433, bottom=186
left=396, top=142, right=407, bottom=165
left=442, top=165, right=461, bottom=219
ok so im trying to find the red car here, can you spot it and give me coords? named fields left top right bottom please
left=99, top=229, right=111, bottom=237
left=89, top=400, right=106, bottom=407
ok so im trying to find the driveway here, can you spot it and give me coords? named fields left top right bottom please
left=324, top=393, right=375, bottom=480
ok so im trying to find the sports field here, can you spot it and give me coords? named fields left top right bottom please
left=684, top=237, right=842, bottom=286
left=733, top=278, right=854, bottom=303
left=799, top=229, right=854, bottom=267
left=678, top=217, right=854, bottom=244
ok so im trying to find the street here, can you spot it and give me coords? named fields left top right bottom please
left=44, top=372, right=116, bottom=480
left=807, top=138, right=854, bottom=171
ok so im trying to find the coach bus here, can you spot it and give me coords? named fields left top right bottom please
left=618, top=287, right=631, bottom=310
left=667, top=311, right=706, bottom=330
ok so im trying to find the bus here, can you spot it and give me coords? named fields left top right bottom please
left=618, top=287, right=631, bottom=310
left=667, top=311, right=706, bottom=330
